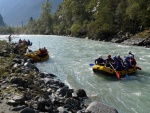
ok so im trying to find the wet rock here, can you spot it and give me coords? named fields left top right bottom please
left=19, top=107, right=36, bottom=113
left=57, top=106, right=68, bottom=113
left=13, top=94, right=24, bottom=101
left=0, top=52, right=4, bottom=56
left=27, top=58, right=34, bottom=64
left=10, top=94, right=25, bottom=105
left=64, top=98, right=79, bottom=108
left=75, top=89, right=87, bottom=98
left=11, top=105, right=27, bottom=111
left=85, top=102, right=118, bottom=113
left=47, top=73, right=57, bottom=78
left=143, top=36, right=150, bottom=46
left=7, top=99, right=16, bottom=105
left=24, top=62, right=39, bottom=72
left=56, top=86, right=69, bottom=97
left=13, top=58, right=22, bottom=64
left=37, top=100, right=46, bottom=111
left=10, top=76, right=24, bottom=84
left=39, top=72, right=46, bottom=78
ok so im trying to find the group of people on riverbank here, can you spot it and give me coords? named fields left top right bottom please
left=95, top=51, right=136, bottom=71
left=13, top=39, right=32, bottom=54
left=18, top=39, right=32, bottom=46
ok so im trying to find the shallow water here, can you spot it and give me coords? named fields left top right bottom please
left=1, top=35, right=150, bottom=113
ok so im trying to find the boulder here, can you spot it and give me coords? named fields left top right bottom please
left=86, top=102, right=118, bottom=113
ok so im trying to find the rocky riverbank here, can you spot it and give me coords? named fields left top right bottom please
left=112, top=30, right=150, bottom=47
left=0, top=41, right=118, bottom=113
left=93, top=29, right=150, bottom=48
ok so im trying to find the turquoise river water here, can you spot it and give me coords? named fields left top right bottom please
left=1, top=35, right=150, bottom=113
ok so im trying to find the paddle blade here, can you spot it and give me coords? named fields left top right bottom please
left=136, top=66, right=141, bottom=70
left=125, top=74, right=129, bottom=79
left=89, top=63, right=94, bottom=66
left=116, top=72, right=120, bottom=79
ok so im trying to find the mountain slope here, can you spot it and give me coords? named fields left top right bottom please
left=0, top=0, right=62, bottom=25
left=0, top=14, right=6, bottom=26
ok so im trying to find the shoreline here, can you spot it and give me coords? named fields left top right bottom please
left=0, top=41, right=118, bottom=113
left=1, top=30, right=150, bottom=48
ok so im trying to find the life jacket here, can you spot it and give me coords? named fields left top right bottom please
left=130, top=58, right=136, bottom=66
left=105, top=58, right=114, bottom=66
left=95, top=58, right=104, bottom=64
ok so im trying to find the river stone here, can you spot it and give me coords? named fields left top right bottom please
left=64, top=98, right=79, bottom=107
left=19, top=107, right=36, bottom=113
left=57, top=107, right=68, bottom=113
left=75, top=89, right=87, bottom=97
left=85, top=102, right=118, bottom=113
left=11, top=105, right=27, bottom=111
left=10, top=76, right=23, bottom=84
left=12, top=94, right=24, bottom=102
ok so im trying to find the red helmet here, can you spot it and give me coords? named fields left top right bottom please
left=108, top=55, right=111, bottom=58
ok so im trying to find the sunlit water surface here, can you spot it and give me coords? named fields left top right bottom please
left=1, top=35, right=150, bottom=113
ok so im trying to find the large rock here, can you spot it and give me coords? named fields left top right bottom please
left=75, top=89, right=87, bottom=98
left=24, top=62, right=39, bottom=72
left=19, top=107, right=36, bottom=113
left=85, top=102, right=118, bottom=113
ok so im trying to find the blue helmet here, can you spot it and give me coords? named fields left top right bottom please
left=113, top=56, right=116, bottom=60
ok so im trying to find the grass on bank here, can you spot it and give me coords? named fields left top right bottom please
left=135, top=29, right=150, bottom=38
left=0, top=40, right=14, bottom=77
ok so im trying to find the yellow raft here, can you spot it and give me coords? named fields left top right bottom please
left=24, top=50, right=49, bottom=62
left=92, top=64, right=140, bottom=77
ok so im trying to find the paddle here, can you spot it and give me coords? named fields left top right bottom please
left=136, top=66, right=141, bottom=70
left=125, top=73, right=129, bottom=79
left=89, top=63, right=94, bottom=66
left=109, top=62, right=120, bottom=79
left=121, top=62, right=129, bottom=79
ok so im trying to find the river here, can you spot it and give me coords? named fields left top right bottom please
left=1, top=35, right=150, bottom=113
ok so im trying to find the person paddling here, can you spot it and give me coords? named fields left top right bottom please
left=95, top=55, right=105, bottom=65
left=128, top=50, right=134, bottom=58
left=129, top=55, right=136, bottom=67
left=105, top=55, right=114, bottom=67
left=115, top=54, right=125, bottom=71
left=124, top=55, right=131, bottom=70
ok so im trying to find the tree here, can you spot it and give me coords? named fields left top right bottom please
left=40, top=0, right=52, bottom=34
left=126, top=2, right=140, bottom=33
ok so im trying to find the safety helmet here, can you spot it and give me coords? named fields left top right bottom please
left=117, top=54, right=120, bottom=57
left=99, top=55, right=102, bottom=58
left=113, top=56, right=116, bottom=59
left=128, top=50, right=131, bottom=54
left=108, top=55, right=111, bottom=58
left=129, top=55, right=133, bottom=58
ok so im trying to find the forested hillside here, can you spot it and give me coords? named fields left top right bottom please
left=52, top=0, right=150, bottom=40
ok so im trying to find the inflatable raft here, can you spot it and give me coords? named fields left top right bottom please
left=92, top=64, right=141, bottom=78
left=25, top=50, right=49, bottom=62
